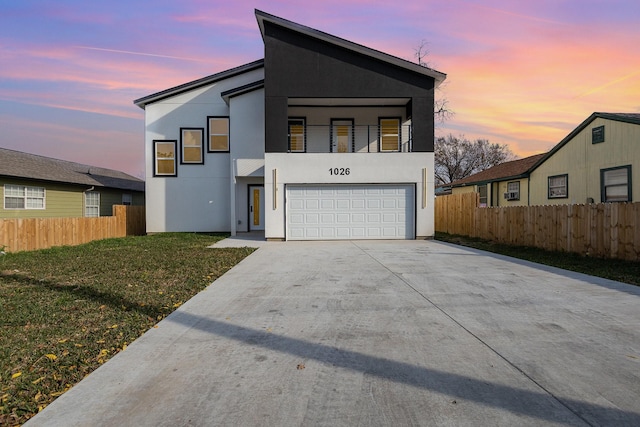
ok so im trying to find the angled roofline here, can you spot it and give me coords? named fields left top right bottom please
left=529, top=112, right=640, bottom=173
left=254, top=9, right=446, bottom=87
left=0, top=147, right=145, bottom=192
left=450, top=153, right=547, bottom=188
left=221, top=79, right=264, bottom=104
left=133, top=59, right=264, bottom=109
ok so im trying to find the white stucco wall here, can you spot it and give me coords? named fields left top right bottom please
left=264, top=153, right=435, bottom=239
left=144, top=68, right=264, bottom=232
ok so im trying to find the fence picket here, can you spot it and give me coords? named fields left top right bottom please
left=435, top=194, right=639, bottom=261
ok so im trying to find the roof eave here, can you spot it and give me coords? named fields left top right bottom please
left=133, top=59, right=265, bottom=109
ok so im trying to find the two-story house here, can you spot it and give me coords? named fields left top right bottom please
left=134, top=10, right=446, bottom=240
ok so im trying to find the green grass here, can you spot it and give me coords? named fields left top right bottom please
left=435, top=232, right=640, bottom=287
left=0, top=233, right=255, bottom=426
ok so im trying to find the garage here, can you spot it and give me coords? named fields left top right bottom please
left=286, top=184, right=415, bottom=240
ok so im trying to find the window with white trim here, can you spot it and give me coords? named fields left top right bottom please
left=548, top=174, right=568, bottom=199
left=505, top=181, right=520, bottom=201
left=85, top=191, right=100, bottom=217
left=601, top=165, right=631, bottom=202
left=208, top=117, right=230, bottom=152
left=379, top=118, right=400, bottom=152
left=4, top=184, right=45, bottom=209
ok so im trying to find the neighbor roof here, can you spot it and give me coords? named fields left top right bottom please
left=451, top=153, right=546, bottom=187
left=0, top=147, right=144, bottom=192
left=529, top=112, right=640, bottom=172
left=255, top=9, right=446, bottom=87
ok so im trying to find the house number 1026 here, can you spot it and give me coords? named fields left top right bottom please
left=329, top=167, right=350, bottom=176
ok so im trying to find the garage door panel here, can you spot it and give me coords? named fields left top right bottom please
left=287, top=184, right=414, bottom=240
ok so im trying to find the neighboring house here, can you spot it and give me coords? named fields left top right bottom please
left=134, top=10, right=446, bottom=240
left=450, top=112, right=640, bottom=207
left=0, top=147, right=145, bottom=219
left=450, top=154, right=546, bottom=206
left=528, top=112, right=640, bottom=205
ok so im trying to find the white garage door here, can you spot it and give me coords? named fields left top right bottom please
left=286, top=184, right=414, bottom=240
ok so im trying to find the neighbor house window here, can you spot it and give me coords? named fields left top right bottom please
left=122, top=194, right=132, bottom=205
left=288, top=118, right=306, bottom=152
left=601, top=165, right=631, bottom=202
left=548, top=174, right=568, bottom=199
left=180, top=128, right=204, bottom=164
left=153, top=140, right=177, bottom=177
left=4, top=184, right=45, bottom=209
left=208, top=117, right=229, bottom=152
left=85, top=191, right=100, bottom=217
left=478, top=184, right=488, bottom=207
left=592, top=125, right=605, bottom=144
left=379, top=118, right=400, bottom=152
left=505, top=181, right=520, bottom=200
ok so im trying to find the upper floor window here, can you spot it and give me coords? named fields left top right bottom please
left=592, top=125, right=605, bottom=144
left=379, top=118, right=400, bottom=152
left=208, top=117, right=229, bottom=152
left=601, top=165, right=631, bottom=202
left=4, top=184, right=45, bottom=209
left=548, top=174, right=568, bottom=199
left=505, top=181, right=520, bottom=201
left=288, top=118, right=306, bottom=152
left=122, top=194, right=132, bottom=205
left=85, top=191, right=100, bottom=217
left=180, top=128, right=204, bottom=164
left=153, top=140, right=177, bottom=177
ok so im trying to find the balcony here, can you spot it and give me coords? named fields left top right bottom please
left=287, top=124, right=414, bottom=153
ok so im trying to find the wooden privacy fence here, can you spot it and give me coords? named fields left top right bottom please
left=0, top=205, right=145, bottom=253
left=435, top=193, right=640, bottom=261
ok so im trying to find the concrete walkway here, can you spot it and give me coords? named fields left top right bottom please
left=26, top=240, right=640, bottom=426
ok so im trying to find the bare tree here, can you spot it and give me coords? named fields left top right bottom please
left=414, top=40, right=452, bottom=123
left=434, top=134, right=516, bottom=185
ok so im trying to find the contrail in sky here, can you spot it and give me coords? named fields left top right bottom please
left=74, top=46, right=208, bottom=62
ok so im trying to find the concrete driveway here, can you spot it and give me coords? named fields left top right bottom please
left=26, top=240, right=640, bottom=426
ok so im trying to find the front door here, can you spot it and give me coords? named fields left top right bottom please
left=248, top=185, right=265, bottom=231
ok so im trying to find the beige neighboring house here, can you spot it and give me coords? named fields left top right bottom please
left=450, top=154, right=546, bottom=207
left=0, top=147, right=145, bottom=219
left=528, top=112, right=640, bottom=205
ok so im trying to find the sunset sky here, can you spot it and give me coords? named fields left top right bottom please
left=1, top=0, right=639, bottom=177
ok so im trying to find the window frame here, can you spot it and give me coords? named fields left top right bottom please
left=592, top=125, right=605, bottom=144
left=330, top=118, right=355, bottom=153
left=153, top=140, right=177, bottom=177
left=548, top=174, right=568, bottom=199
left=505, top=181, right=520, bottom=201
left=122, top=194, right=132, bottom=206
left=601, top=165, right=632, bottom=202
left=207, top=116, right=230, bottom=153
left=478, top=184, right=488, bottom=207
left=180, top=127, right=204, bottom=164
left=288, top=117, right=306, bottom=153
left=84, top=191, right=100, bottom=218
left=379, top=117, right=401, bottom=152
left=3, top=184, right=46, bottom=210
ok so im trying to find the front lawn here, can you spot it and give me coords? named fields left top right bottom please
left=0, top=233, right=254, bottom=426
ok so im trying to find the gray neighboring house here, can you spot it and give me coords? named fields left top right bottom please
left=1, top=147, right=144, bottom=219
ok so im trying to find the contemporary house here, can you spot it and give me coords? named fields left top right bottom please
left=528, top=112, right=639, bottom=205
left=450, top=112, right=640, bottom=207
left=0, top=147, right=144, bottom=219
left=134, top=10, right=446, bottom=240
left=450, top=154, right=546, bottom=206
